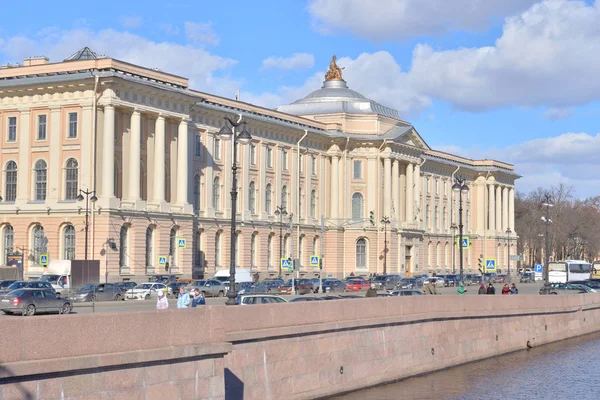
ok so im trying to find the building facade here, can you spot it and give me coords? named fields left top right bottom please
left=0, top=49, right=519, bottom=281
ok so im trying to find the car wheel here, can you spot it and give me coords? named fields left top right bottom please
left=145, top=294, right=150, bottom=300
left=60, top=303, right=72, bottom=314
left=24, top=304, right=36, bottom=316
left=114, top=294, right=122, bottom=301
left=90, top=295, right=97, bottom=302
left=217, top=291, right=224, bottom=297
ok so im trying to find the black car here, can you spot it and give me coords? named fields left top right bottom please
left=569, top=280, right=600, bottom=290
left=0, top=280, right=16, bottom=290
left=444, top=274, right=460, bottom=287
left=0, top=289, right=72, bottom=316
left=0, top=280, right=55, bottom=295
left=322, top=279, right=346, bottom=293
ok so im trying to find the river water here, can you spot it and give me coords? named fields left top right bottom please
left=334, top=332, right=600, bottom=400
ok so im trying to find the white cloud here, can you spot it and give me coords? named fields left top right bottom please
left=308, top=0, right=537, bottom=40
left=119, top=16, right=142, bottom=29
left=542, top=107, right=572, bottom=120
left=184, top=21, right=219, bottom=46
left=0, top=27, right=239, bottom=97
left=262, top=53, right=315, bottom=70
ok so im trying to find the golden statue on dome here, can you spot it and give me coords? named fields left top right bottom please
left=325, top=55, right=344, bottom=81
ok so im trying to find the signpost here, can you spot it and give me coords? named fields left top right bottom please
left=456, top=237, right=470, bottom=249
left=158, top=256, right=167, bottom=268
left=309, top=255, right=320, bottom=268
left=40, top=254, right=49, bottom=267
left=177, top=239, right=186, bottom=249
left=280, top=258, right=293, bottom=272
left=534, top=263, right=543, bottom=281
left=485, top=259, right=497, bottom=272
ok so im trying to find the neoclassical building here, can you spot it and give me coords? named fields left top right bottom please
left=0, top=48, right=519, bottom=281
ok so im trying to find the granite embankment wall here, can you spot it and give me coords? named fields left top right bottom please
left=1, top=294, right=600, bottom=400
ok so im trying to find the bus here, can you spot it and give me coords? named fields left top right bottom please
left=548, top=260, right=591, bottom=283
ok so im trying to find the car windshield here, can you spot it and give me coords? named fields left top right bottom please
left=9, top=289, right=29, bottom=297
left=7, top=281, right=27, bottom=290
left=373, top=276, right=387, bottom=281
left=78, top=284, right=98, bottom=291
left=283, top=280, right=293, bottom=285
left=136, top=283, right=153, bottom=289
left=39, top=275, right=61, bottom=282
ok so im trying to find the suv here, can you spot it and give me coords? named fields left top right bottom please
left=371, top=275, right=402, bottom=290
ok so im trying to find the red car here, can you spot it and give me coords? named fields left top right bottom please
left=345, top=279, right=365, bottom=292
left=345, top=276, right=370, bottom=288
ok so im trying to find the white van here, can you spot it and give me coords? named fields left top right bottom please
left=39, top=260, right=71, bottom=294
left=213, top=268, right=253, bottom=283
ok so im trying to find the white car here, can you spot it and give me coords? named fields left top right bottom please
left=237, top=294, right=288, bottom=305
left=125, top=282, right=171, bottom=300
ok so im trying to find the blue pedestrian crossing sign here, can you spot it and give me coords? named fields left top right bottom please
left=281, top=258, right=293, bottom=272
left=177, top=238, right=186, bottom=249
left=309, top=255, right=320, bottom=268
left=456, top=237, right=470, bottom=249
left=40, top=254, right=49, bottom=266
left=158, top=256, right=167, bottom=267
left=534, top=264, right=543, bottom=273
left=485, top=259, right=496, bottom=271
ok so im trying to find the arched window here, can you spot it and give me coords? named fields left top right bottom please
left=32, top=225, right=45, bottom=264
left=65, top=158, right=78, bottom=200
left=352, top=192, right=364, bottom=220
left=3, top=225, right=14, bottom=265
left=250, top=233, right=257, bottom=268
left=281, top=185, right=288, bottom=210
left=267, top=234, right=273, bottom=268
left=145, top=227, right=154, bottom=273
left=265, top=183, right=272, bottom=214
left=63, top=225, right=76, bottom=260
left=215, top=232, right=221, bottom=268
left=119, top=226, right=128, bottom=269
left=193, top=175, right=201, bottom=213
left=5, top=161, right=17, bottom=202
left=34, top=160, right=47, bottom=201
left=356, top=238, right=367, bottom=269
left=213, top=177, right=220, bottom=211
left=249, top=181, right=256, bottom=214
left=310, top=190, right=316, bottom=218
left=169, top=228, right=178, bottom=268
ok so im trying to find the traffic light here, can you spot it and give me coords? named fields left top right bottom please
left=369, top=211, right=375, bottom=226
left=478, top=255, right=484, bottom=274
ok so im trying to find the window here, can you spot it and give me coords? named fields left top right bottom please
left=352, top=192, right=364, bottom=220
left=214, top=138, right=221, bottom=160
left=65, top=158, right=78, bottom=200
left=310, top=190, right=316, bottom=218
left=7, top=117, right=17, bottom=142
left=267, top=147, right=273, bottom=168
left=215, top=232, right=221, bottom=268
left=356, top=238, right=367, bottom=268
left=299, top=187, right=303, bottom=218
left=3, top=225, right=14, bottom=265
left=63, top=225, right=76, bottom=260
left=32, top=225, right=45, bottom=264
left=145, top=227, right=154, bottom=272
left=425, top=204, right=430, bottom=228
left=213, top=177, right=220, bottom=210
left=434, top=206, right=438, bottom=230
left=353, top=160, right=362, bottom=179
left=195, top=134, right=202, bottom=157
left=37, top=115, right=47, bottom=140
left=5, top=161, right=17, bottom=202
left=249, top=181, right=256, bottom=214
left=250, top=144, right=256, bottom=165
left=281, top=185, right=288, bottom=210
left=311, top=156, right=317, bottom=175
left=34, top=160, right=47, bottom=201
left=265, top=183, right=272, bottom=214
left=442, top=206, right=447, bottom=230
left=267, top=234, right=273, bottom=268
left=68, top=112, right=78, bottom=138
left=119, top=226, right=129, bottom=269
left=282, top=150, right=288, bottom=170
left=193, top=175, right=201, bottom=213
left=250, top=233, right=257, bottom=268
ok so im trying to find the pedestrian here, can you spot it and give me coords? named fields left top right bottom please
left=191, top=288, right=205, bottom=307
left=510, top=283, right=519, bottom=295
left=457, top=282, right=467, bottom=295
left=365, top=284, right=378, bottom=297
left=486, top=282, right=496, bottom=295
left=502, top=284, right=510, bottom=295
left=431, top=281, right=439, bottom=295
left=156, top=289, right=169, bottom=310
left=176, top=285, right=190, bottom=308
left=478, top=282, right=486, bottom=295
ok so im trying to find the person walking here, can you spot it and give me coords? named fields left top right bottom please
left=176, top=286, right=190, bottom=308
left=457, top=282, right=467, bottom=295
left=366, top=284, right=378, bottom=298
left=191, top=288, right=205, bottom=307
left=478, top=282, right=486, bottom=295
left=486, top=282, right=496, bottom=295
left=510, top=283, right=519, bottom=295
left=156, top=289, right=169, bottom=310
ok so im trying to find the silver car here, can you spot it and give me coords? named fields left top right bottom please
left=0, top=289, right=72, bottom=316
left=237, top=294, right=288, bottom=305
left=69, top=283, right=124, bottom=302
left=199, top=280, right=227, bottom=297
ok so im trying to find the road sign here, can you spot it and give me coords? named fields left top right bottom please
left=309, top=255, right=320, bottom=268
left=40, top=254, right=49, bottom=266
left=281, top=258, right=292, bottom=272
left=485, top=258, right=496, bottom=271
left=534, top=264, right=543, bottom=274
left=455, top=237, right=470, bottom=249
left=158, top=256, right=167, bottom=267
left=177, top=238, right=186, bottom=249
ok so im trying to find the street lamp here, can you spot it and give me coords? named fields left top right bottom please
left=505, top=227, right=512, bottom=280
left=452, top=178, right=469, bottom=284
left=381, top=216, right=391, bottom=275
left=218, top=116, right=252, bottom=306
left=540, top=193, right=554, bottom=295
left=76, top=189, right=98, bottom=260
left=450, top=223, right=458, bottom=274
left=274, top=205, right=287, bottom=277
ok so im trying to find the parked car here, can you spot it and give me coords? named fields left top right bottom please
left=483, top=273, right=497, bottom=283
left=0, top=280, right=55, bottom=295
left=243, top=282, right=272, bottom=295
left=235, top=282, right=255, bottom=295
left=198, top=280, right=228, bottom=297
left=125, top=282, right=171, bottom=300
left=371, top=275, right=402, bottom=290
left=169, top=282, right=190, bottom=298
left=344, top=276, right=369, bottom=284
left=237, top=294, right=288, bottom=305
left=545, top=283, right=590, bottom=295
left=494, top=274, right=508, bottom=283
left=397, top=278, right=424, bottom=289
left=278, top=279, right=314, bottom=295
left=428, top=277, right=445, bottom=286
left=345, top=279, right=364, bottom=292
left=322, top=279, right=346, bottom=293
left=0, top=289, right=72, bottom=316
left=569, top=280, right=600, bottom=290
left=149, top=275, right=178, bottom=284
left=520, top=273, right=535, bottom=283
left=0, top=280, right=16, bottom=290
left=310, top=278, right=321, bottom=292
left=444, top=274, right=460, bottom=287
left=68, top=283, right=124, bottom=302
left=115, top=282, right=137, bottom=292
left=289, top=296, right=324, bottom=302
left=388, top=289, right=425, bottom=296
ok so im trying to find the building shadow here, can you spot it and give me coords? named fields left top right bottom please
left=224, top=367, right=244, bottom=400
left=0, top=365, right=34, bottom=400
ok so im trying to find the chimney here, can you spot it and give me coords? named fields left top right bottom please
left=23, top=56, right=49, bottom=67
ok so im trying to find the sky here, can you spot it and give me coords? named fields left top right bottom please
left=1, top=0, right=599, bottom=198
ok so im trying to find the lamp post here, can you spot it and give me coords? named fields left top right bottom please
left=76, top=189, right=98, bottom=260
left=218, top=116, right=252, bottom=306
left=505, top=227, right=512, bottom=279
left=450, top=223, right=458, bottom=274
left=540, top=194, right=554, bottom=295
left=274, top=205, right=287, bottom=278
left=381, top=216, right=391, bottom=275
left=452, top=178, right=469, bottom=284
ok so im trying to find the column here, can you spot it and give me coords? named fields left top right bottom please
left=101, top=105, right=115, bottom=198
left=47, top=106, right=61, bottom=201
left=175, top=118, right=189, bottom=205
left=367, top=157, right=377, bottom=217
left=502, top=187, right=509, bottom=230
left=259, top=143, right=267, bottom=218
left=152, top=115, right=165, bottom=203
left=406, top=163, right=414, bottom=223
left=128, top=110, right=141, bottom=201
left=16, top=110, right=30, bottom=202
left=509, top=188, right=515, bottom=232
left=392, top=160, right=399, bottom=221
left=383, top=157, right=392, bottom=218
left=414, top=163, right=421, bottom=224
left=495, top=185, right=502, bottom=233
left=331, top=155, right=339, bottom=218
left=205, top=134, right=214, bottom=216
left=476, top=179, right=485, bottom=233
left=488, top=183, right=495, bottom=231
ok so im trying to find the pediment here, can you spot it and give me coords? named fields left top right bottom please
left=393, top=127, right=430, bottom=150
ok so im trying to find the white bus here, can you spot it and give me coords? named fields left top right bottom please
left=548, top=260, right=592, bottom=283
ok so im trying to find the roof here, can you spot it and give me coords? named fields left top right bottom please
left=64, top=47, right=103, bottom=61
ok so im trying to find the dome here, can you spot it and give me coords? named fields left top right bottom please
left=296, top=80, right=367, bottom=103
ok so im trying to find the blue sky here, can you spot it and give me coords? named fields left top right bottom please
left=1, top=0, right=599, bottom=197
